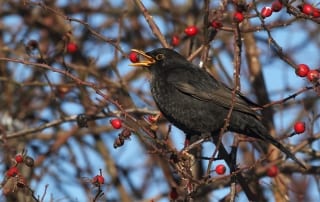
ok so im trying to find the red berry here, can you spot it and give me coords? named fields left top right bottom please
left=15, top=155, right=24, bottom=163
left=307, top=69, right=319, bottom=82
left=272, top=0, right=283, bottom=12
left=295, top=64, right=310, bottom=77
left=66, top=42, right=78, bottom=54
left=215, top=164, right=226, bottom=175
left=169, top=187, right=178, bottom=200
left=171, top=35, right=180, bottom=46
left=110, top=118, right=122, bottom=129
left=129, top=51, right=139, bottom=63
left=294, top=121, right=305, bottom=134
left=261, top=7, right=273, bottom=18
left=267, top=165, right=279, bottom=177
left=313, top=8, right=320, bottom=18
left=233, top=11, right=244, bottom=23
left=302, top=3, right=314, bottom=15
left=6, top=166, right=18, bottom=177
left=211, top=20, right=223, bottom=29
left=92, top=175, right=104, bottom=185
left=184, top=25, right=198, bottom=37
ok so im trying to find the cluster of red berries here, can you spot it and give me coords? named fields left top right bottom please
left=295, top=64, right=319, bottom=82
left=233, top=1, right=320, bottom=22
left=300, top=3, right=320, bottom=18
left=171, top=21, right=216, bottom=46
left=144, top=2, right=319, bottom=47
left=259, top=0, right=283, bottom=19
left=3, top=153, right=35, bottom=194
left=213, top=163, right=279, bottom=178
left=172, top=20, right=223, bottom=46
left=3, top=169, right=27, bottom=195
left=232, top=1, right=282, bottom=23
left=7, top=154, right=34, bottom=177
left=168, top=25, right=199, bottom=47
left=16, top=154, right=34, bottom=167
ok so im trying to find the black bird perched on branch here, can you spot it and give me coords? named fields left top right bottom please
left=130, top=48, right=305, bottom=168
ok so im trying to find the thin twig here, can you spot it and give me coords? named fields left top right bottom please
left=133, top=0, right=169, bottom=48
left=263, top=85, right=315, bottom=108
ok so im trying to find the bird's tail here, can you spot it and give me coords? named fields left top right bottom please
left=246, top=120, right=306, bottom=169
left=230, top=112, right=305, bottom=168
left=259, top=131, right=305, bottom=168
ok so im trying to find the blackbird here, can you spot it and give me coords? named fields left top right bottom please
left=130, top=48, right=305, bottom=168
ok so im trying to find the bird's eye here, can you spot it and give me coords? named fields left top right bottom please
left=155, top=54, right=165, bottom=61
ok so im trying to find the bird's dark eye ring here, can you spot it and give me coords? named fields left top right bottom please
left=155, top=54, right=165, bottom=60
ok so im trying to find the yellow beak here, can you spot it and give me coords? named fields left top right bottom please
left=129, top=49, right=156, bottom=67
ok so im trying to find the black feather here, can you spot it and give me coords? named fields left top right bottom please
left=141, top=48, right=305, bottom=168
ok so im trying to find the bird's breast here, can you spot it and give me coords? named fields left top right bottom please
left=150, top=77, right=227, bottom=134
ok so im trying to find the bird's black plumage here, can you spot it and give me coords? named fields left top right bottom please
left=131, top=48, right=305, bottom=168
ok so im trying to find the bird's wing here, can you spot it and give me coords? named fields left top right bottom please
left=167, top=68, right=260, bottom=117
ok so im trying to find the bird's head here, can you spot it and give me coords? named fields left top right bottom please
left=130, top=48, right=188, bottom=73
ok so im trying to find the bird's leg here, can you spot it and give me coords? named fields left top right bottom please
left=184, top=134, right=192, bottom=148
left=184, top=133, right=210, bottom=150
left=230, top=137, right=238, bottom=174
left=230, top=136, right=239, bottom=202
left=205, top=133, right=225, bottom=177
